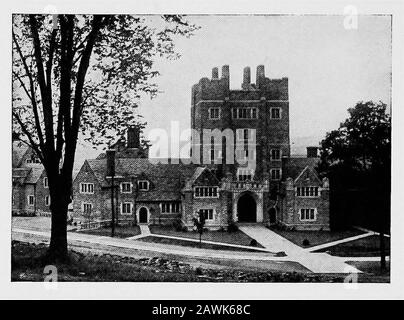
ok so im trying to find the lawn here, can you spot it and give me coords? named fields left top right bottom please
left=75, top=225, right=141, bottom=238
left=346, top=261, right=390, bottom=283
left=137, top=236, right=271, bottom=253
left=315, top=235, right=390, bottom=257
left=149, top=225, right=264, bottom=248
left=12, top=241, right=388, bottom=282
left=269, top=226, right=365, bottom=248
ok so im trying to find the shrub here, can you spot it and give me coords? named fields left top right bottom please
left=250, top=239, right=258, bottom=247
left=302, top=239, right=310, bottom=246
left=172, top=219, right=183, bottom=232
left=227, top=222, right=239, bottom=233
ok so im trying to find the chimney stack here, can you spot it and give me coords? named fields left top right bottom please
left=242, top=66, right=251, bottom=90
left=306, top=146, right=319, bottom=158
left=127, top=126, right=140, bottom=149
left=106, top=149, right=116, bottom=177
left=212, top=67, right=219, bottom=79
left=221, top=65, right=230, bottom=89
left=256, top=65, right=265, bottom=88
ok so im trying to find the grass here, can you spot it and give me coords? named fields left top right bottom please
left=137, top=236, right=270, bottom=253
left=269, top=226, right=365, bottom=248
left=149, top=225, right=264, bottom=248
left=12, top=241, right=389, bottom=282
left=76, top=225, right=141, bottom=238
left=315, top=235, right=390, bottom=257
left=346, top=261, right=390, bottom=283
left=11, top=241, right=199, bottom=282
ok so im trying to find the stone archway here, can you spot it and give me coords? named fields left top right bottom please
left=138, top=207, right=148, bottom=224
left=237, top=193, right=257, bottom=222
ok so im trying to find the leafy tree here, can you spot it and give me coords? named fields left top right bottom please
left=318, top=101, right=391, bottom=270
left=12, top=14, right=199, bottom=261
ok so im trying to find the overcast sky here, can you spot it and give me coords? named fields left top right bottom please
left=77, top=14, right=391, bottom=165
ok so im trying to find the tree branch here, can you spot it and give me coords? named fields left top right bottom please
left=12, top=32, right=45, bottom=152
left=29, top=15, right=55, bottom=154
left=12, top=111, right=44, bottom=163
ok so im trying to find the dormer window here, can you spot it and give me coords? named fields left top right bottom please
left=138, top=180, right=149, bottom=191
left=120, top=182, right=132, bottom=193
left=80, top=183, right=94, bottom=194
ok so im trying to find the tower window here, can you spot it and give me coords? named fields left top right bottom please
left=209, top=108, right=220, bottom=119
left=270, top=107, right=281, bottom=119
left=271, top=149, right=281, bottom=160
left=300, top=208, right=317, bottom=221
left=232, top=107, right=258, bottom=119
left=270, top=168, right=281, bottom=180
left=237, top=168, right=254, bottom=181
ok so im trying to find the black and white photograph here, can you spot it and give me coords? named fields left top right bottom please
left=2, top=0, right=404, bottom=302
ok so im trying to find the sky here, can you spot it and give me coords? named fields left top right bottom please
left=76, top=14, right=391, bottom=167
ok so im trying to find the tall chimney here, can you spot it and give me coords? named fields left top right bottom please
left=127, top=126, right=140, bottom=149
left=106, top=149, right=116, bottom=177
left=212, top=67, right=219, bottom=79
left=306, top=146, right=319, bottom=158
left=256, top=65, right=265, bottom=88
left=221, top=65, right=230, bottom=89
left=242, top=66, right=251, bottom=90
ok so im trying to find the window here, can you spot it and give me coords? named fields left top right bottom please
left=270, top=169, right=281, bottom=180
left=199, top=209, right=214, bottom=220
left=296, top=187, right=319, bottom=197
left=237, top=168, right=254, bottom=181
left=28, top=195, right=35, bottom=206
left=82, top=203, right=92, bottom=214
left=121, top=182, right=132, bottom=193
left=80, top=183, right=94, bottom=194
left=194, top=186, right=219, bottom=198
left=26, top=157, right=41, bottom=164
left=161, top=202, right=180, bottom=213
left=209, top=107, right=220, bottom=119
left=121, top=202, right=132, bottom=215
left=236, top=129, right=255, bottom=142
left=271, top=149, right=281, bottom=161
left=45, top=195, right=50, bottom=206
left=300, top=208, right=316, bottom=221
left=43, top=177, right=48, bottom=188
left=138, top=180, right=149, bottom=191
left=270, top=107, right=281, bottom=119
left=232, top=107, right=258, bottom=119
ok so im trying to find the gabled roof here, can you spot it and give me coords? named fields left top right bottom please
left=282, top=156, right=320, bottom=180
left=12, top=167, right=44, bottom=184
left=85, top=158, right=197, bottom=201
left=294, top=165, right=322, bottom=184
left=12, top=141, right=29, bottom=167
left=188, top=166, right=220, bottom=186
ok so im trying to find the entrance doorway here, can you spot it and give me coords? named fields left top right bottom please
left=138, top=207, right=148, bottom=223
left=237, top=193, right=257, bottom=222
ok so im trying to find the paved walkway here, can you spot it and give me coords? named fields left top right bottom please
left=126, top=225, right=273, bottom=253
left=12, top=226, right=368, bottom=274
left=306, top=232, right=374, bottom=252
left=127, top=224, right=151, bottom=240
left=239, top=225, right=361, bottom=274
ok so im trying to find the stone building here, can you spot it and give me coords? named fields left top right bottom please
left=72, top=65, right=330, bottom=231
left=12, top=140, right=51, bottom=216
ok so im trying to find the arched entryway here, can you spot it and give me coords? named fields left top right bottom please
left=237, top=193, right=257, bottom=222
left=138, top=207, right=148, bottom=223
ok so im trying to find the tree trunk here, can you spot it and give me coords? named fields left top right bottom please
left=48, top=198, right=69, bottom=262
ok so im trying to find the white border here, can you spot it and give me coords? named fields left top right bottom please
left=1, top=0, right=403, bottom=300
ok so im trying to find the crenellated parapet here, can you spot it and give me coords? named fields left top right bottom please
left=192, top=64, right=288, bottom=103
